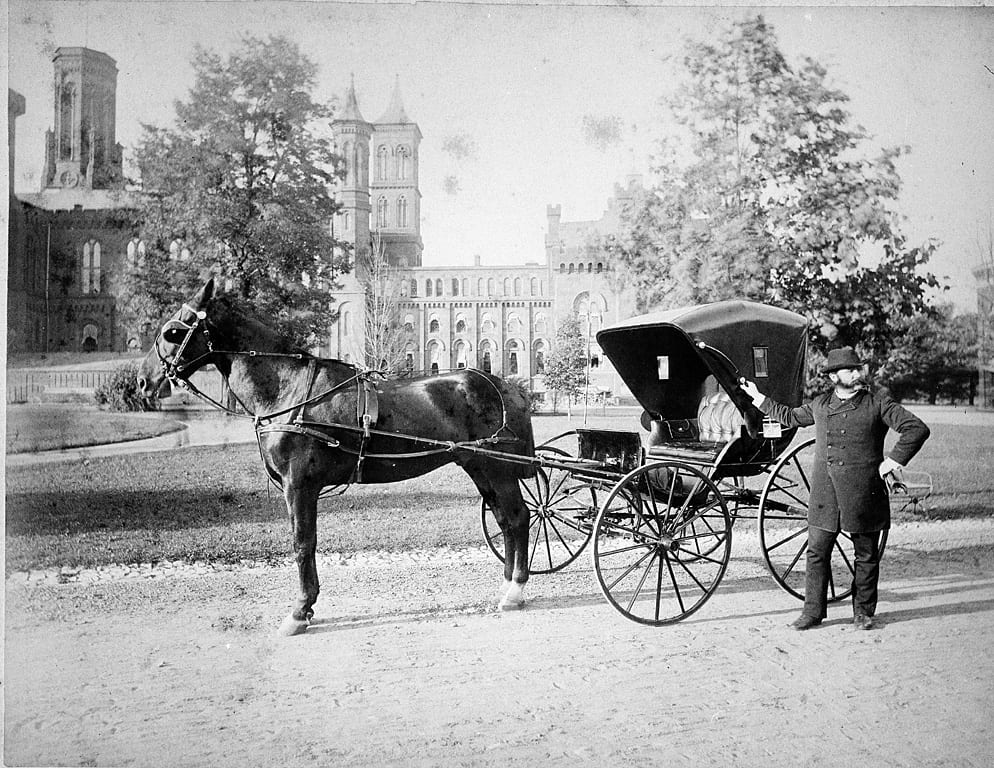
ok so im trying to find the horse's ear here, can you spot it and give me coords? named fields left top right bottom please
left=193, top=278, right=215, bottom=307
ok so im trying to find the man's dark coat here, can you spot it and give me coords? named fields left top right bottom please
left=761, top=389, right=930, bottom=533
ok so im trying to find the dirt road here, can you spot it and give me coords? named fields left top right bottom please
left=5, top=519, right=994, bottom=768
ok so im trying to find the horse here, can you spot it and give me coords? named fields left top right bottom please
left=137, top=278, right=536, bottom=636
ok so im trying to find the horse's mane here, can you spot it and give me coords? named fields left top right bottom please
left=208, top=291, right=311, bottom=356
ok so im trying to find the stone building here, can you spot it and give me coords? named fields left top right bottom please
left=8, top=51, right=639, bottom=392
left=8, top=47, right=136, bottom=354
left=327, top=81, right=639, bottom=398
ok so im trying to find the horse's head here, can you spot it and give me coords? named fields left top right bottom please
left=137, top=278, right=218, bottom=398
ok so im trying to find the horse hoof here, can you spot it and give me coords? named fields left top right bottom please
left=499, top=582, right=526, bottom=611
left=278, top=615, right=310, bottom=636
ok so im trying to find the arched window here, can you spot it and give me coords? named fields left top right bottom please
left=455, top=314, right=467, bottom=334
left=568, top=263, right=575, bottom=274
left=343, top=210, right=351, bottom=232
left=376, top=196, right=389, bottom=227
left=342, top=309, right=351, bottom=335
left=376, top=145, right=389, bottom=180
left=404, top=313, right=415, bottom=332
left=452, top=278, right=460, bottom=296
left=427, top=341, right=442, bottom=375
left=426, top=279, right=433, bottom=297
left=410, top=279, right=418, bottom=297
left=503, top=277, right=511, bottom=295
left=506, top=339, right=520, bottom=376
left=397, top=196, right=408, bottom=227
left=596, top=262, right=603, bottom=273
left=530, top=277, right=538, bottom=296
left=578, top=263, right=585, bottom=274
left=588, top=262, right=594, bottom=272
left=81, top=240, right=101, bottom=294
left=435, top=278, right=443, bottom=296
left=481, top=313, right=496, bottom=335
left=534, top=340, right=546, bottom=374
left=479, top=341, right=493, bottom=374
left=513, top=277, right=522, bottom=296
left=477, top=278, right=484, bottom=297
left=462, top=278, right=469, bottom=296
left=400, top=281, right=409, bottom=297
left=454, top=340, right=468, bottom=369
left=429, top=315, right=440, bottom=334
left=559, top=263, right=566, bottom=273
left=507, top=312, right=522, bottom=335
left=487, top=278, right=495, bottom=296
left=343, top=140, right=354, bottom=184
left=169, top=239, right=180, bottom=260
left=397, top=146, right=411, bottom=180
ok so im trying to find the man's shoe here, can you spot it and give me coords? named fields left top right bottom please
left=790, top=614, right=823, bottom=631
left=853, top=613, right=874, bottom=630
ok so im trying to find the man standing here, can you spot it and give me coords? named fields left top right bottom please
left=740, top=347, right=930, bottom=631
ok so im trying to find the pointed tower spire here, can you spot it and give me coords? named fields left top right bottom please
left=376, top=75, right=410, bottom=124
left=340, top=73, right=366, bottom=122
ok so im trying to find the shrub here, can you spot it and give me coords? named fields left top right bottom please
left=94, top=360, right=159, bottom=412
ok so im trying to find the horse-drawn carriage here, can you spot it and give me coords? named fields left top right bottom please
left=140, top=283, right=874, bottom=633
left=482, top=299, right=881, bottom=625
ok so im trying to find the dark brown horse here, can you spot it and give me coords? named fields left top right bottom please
left=137, top=279, right=536, bottom=636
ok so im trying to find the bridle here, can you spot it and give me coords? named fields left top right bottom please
left=156, top=303, right=215, bottom=382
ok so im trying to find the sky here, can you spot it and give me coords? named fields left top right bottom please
left=7, top=1, right=994, bottom=312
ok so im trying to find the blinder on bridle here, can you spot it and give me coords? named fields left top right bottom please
left=156, top=303, right=213, bottom=382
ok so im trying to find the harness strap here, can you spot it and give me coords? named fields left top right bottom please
left=257, top=422, right=341, bottom=448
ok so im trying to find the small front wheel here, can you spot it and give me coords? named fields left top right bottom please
left=481, top=447, right=596, bottom=574
left=592, top=461, right=731, bottom=626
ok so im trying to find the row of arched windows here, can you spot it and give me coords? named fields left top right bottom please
left=375, top=196, right=409, bottom=228
left=375, top=144, right=412, bottom=181
left=417, top=338, right=548, bottom=376
left=400, top=275, right=545, bottom=298
left=414, top=311, right=549, bottom=338
left=559, top=261, right=605, bottom=274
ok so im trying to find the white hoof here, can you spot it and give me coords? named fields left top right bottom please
left=499, top=581, right=526, bottom=611
left=278, top=614, right=310, bottom=636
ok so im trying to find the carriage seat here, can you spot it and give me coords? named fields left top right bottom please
left=646, top=391, right=744, bottom=462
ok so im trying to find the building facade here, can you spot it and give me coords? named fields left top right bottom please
left=327, top=82, right=639, bottom=398
left=9, top=52, right=639, bottom=392
left=8, top=47, right=135, bottom=354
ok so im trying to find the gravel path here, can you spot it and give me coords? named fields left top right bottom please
left=6, top=517, right=994, bottom=768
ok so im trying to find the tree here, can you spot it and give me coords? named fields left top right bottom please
left=882, top=305, right=979, bottom=405
left=612, top=15, right=941, bottom=366
left=542, top=313, right=588, bottom=414
left=359, top=231, right=409, bottom=373
left=115, top=35, right=346, bottom=347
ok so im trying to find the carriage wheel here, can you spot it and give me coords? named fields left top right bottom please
left=758, top=437, right=888, bottom=602
left=481, top=447, right=596, bottom=574
left=592, top=461, right=732, bottom=626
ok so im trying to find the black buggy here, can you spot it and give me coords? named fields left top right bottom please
left=484, top=299, right=885, bottom=625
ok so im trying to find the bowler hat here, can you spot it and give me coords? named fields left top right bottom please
left=822, top=346, right=864, bottom=373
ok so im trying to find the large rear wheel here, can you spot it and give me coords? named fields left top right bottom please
left=758, top=437, right=888, bottom=602
left=592, top=461, right=732, bottom=626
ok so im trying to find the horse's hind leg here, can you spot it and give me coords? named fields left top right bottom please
left=279, top=482, right=322, bottom=636
left=468, top=466, right=530, bottom=610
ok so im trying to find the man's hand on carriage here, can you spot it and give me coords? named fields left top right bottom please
left=738, top=379, right=766, bottom=408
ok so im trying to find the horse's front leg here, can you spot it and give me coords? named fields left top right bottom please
left=278, top=482, right=321, bottom=637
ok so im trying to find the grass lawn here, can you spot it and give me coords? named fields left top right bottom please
left=5, top=405, right=185, bottom=454
left=4, top=412, right=992, bottom=572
